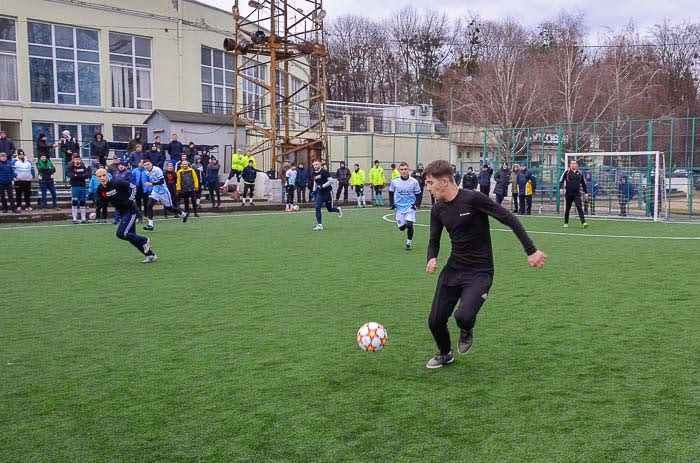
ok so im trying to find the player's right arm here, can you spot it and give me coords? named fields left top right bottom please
left=426, top=206, right=443, bottom=274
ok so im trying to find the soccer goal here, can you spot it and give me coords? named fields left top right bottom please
left=564, top=152, right=666, bottom=221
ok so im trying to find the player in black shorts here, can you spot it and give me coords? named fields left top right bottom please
left=423, top=160, right=547, bottom=369
left=95, top=168, right=158, bottom=263
left=559, top=159, right=589, bottom=229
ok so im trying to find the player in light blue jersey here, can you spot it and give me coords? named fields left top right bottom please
left=389, top=162, right=422, bottom=250
left=142, top=159, right=186, bottom=231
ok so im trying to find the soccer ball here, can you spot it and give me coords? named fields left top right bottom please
left=356, top=321, right=387, bottom=352
left=88, top=212, right=97, bottom=220
left=292, top=204, right=300, bottom=211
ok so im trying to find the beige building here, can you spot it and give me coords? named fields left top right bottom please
left=0, top=0, right=308, bottom=166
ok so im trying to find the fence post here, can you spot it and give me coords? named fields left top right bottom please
left=525, top=127, right=530, bottom=165
left=370, top=133, right=375, bottom=202
left=647, top=119, right=654, bottom=216
left=668, top=118, right=674, bottom=216
left=690, top=118, right=696, bottom=217
left=344, top=135, right=348, bottom=166
left=556, top=124, right=563, bottom=214
left=482, top=129, right=487, bottom=163
left=415, top=132, right=420, bottom=168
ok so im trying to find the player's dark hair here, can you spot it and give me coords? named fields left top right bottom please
left=399, top=162, right=409, bottom=168
left=424, top=160, right=455, bottom=182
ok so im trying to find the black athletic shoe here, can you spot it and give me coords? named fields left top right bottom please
left=458, top=328, right=474, bottom=354
left=405, top=243, right=412, bottom=251
left=182, top=212, right=189, bottom=223
left=143, top=225, right=154, bottom=231
left=426, top=350, right=454, bottom=369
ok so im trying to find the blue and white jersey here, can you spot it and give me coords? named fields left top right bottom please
left=389, top=176, right=421, bottom=213
left=146, top=166, right=167, bottom=194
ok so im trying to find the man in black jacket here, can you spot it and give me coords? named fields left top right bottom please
left=493, top=162, right=510, bottom=205
left=67, top=154, right=91, bottom=224
left=0, top=130, right=16, bottom=157
left=335, top=161, right=351, bottom=202
left=241, top=160, right=258, bottom=206
left=461, top=167, right=477, bottom=190
left=164, top=134, right=183, bottom=162
left=559, top=159, right=589, bottom=229
left=90, top=133, right=109, bottom=166
left=411, top=163, right=426, bottom=208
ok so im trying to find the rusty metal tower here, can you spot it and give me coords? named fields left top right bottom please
left=225, top=0, right=329, bottom=170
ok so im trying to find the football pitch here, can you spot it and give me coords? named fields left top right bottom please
left=1, top=208, right=699, bottom=462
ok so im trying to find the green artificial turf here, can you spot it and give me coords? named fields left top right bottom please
left=1, top=209, right=698, bottom=462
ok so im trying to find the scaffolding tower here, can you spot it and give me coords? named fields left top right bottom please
left=225, top=0, right=329, bottom=170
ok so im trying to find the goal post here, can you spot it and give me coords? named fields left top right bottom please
left=564, top=152, right=665, bottom=221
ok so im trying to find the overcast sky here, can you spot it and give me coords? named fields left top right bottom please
left=201, top=0, right=696, bottom=42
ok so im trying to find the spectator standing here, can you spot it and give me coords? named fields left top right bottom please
left=126, top=132, right=143, bottom=154
left=185, top=142, right=198, bottom=163
left=59, top=130, right=80, bottom=177
left=66, top=154, right=91, bottom=223
left=517, top=163, right=536, bottom=215
left=205, top=157, right=222, bottom=208
left=461, top=166, right=478, bottom=190
left=146, top=143, right=164, bottom=169
left=192, top=156, right=205, bottom=214
left=128, top=144, right=145, bottom=169
left=175, top=153, right=188, bottom=172
left=493, top=162, right=510, bottom=205
left=225, top=151, right=246, bottom=192
left=132, top=160, right=151, bottom=215
left=164, top=163, right=179, bottom=212
left=452, top=164, right=461, bottom=186
left=618, top=175, right=635, bottom=217
left=509, top=164, right=520, bottom=212
left=164, top=134, right=183, bottom=163
left=295, top=162, right=308, bottom=203
left=176, top=160, right=198, bottom=216
left=88, top=167, right=110, bottom=222
left=350, top=163, right=367, bottom=208
left=477, top=164, right=493, bottom=196
left=90, top=133, right=110, bottom=166
left=241, top=160, right=258, bottom=206
left=279, top=160, right=290, bottom=203
left=583, top=171, right=597, bottom=215
left=369, top=160, right=386, bottom=207
left=0, top=152, right=17, bottom=213
left=0, top=130, right=16, bottom=157
left=36, top=133, right=57, bottom=159
left=335, top=161, right=351, bottom=203
left=200, top=147, right=211, bottom=168
left=12, top=149, right=35, bottom=211
left=411, top=163, right=425, bottom=209
left=389, top=163, right=400, bottom=210
left=149, top=135, right=162, bottom=152
left=284, top=164, right=297, bottom=211
left=37, top=154, right=59, bottom=209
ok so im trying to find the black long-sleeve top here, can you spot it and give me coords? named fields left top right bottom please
left=428, top=189, right=537, bottom=281
left=558, top=169, right=588, bottom=195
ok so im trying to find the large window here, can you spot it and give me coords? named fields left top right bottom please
left=241, top=58, right=266, bottom=124
left=201, top=47, right=235, bottom=114
left=27, top=21, right=101, bottom=106
left=0, top=17, right=18, bottom=101
left=110, top=33, right=152, bottom=110
left=31, top=122, right=102, bottom=158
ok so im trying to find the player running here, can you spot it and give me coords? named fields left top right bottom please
left=423, top=160, right=547, bottom=369
left=311, top=159, right=342, bottom=231
left=389, top=162, right=421, bottom=251
left=142, top=159, right=187, bottom=231
left=559, top=159, right=589, bottom=229
left=95, top=168, right=158, bottom=263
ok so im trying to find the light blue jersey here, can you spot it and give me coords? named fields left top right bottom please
left=147, top=166, right=167, bottom=194
left=389, top=176, right=421, bottom=213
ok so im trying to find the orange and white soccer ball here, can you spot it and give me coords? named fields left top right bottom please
left=356, top=321, right=387, bottom=352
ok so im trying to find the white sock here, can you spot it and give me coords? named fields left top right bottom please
left=407, top=239, right=412, bottom=245
left=71, top=206, right=78, bottom=221
left=196, top=198, right=200, bottom=205
left=148, top=219, right=154, bottom=226
left=80, top=207, right=86, bottom=221
left=362, top=196, right=366, bottom=206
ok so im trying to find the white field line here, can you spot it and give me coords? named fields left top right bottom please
left=381, top=213, right=700, bottom=241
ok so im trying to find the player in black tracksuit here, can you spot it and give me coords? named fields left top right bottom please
left=95, top=168, right=157, bottom=263
left=559, top=159, right=589, bottom=228
left=423, top=160, right=547, bottom=369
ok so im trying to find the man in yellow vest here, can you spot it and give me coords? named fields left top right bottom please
left=224, top=151, right=247, bottom=192
left=350, top=163, right=366, bottom=208
left=369, top=160, right=386, bottom=207
left=389, top=163, right=400, bottom=210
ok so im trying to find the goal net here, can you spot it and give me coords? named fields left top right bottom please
left=564, top=152, right=666, bottom=221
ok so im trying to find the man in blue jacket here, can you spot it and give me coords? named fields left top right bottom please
left=477, top=163, right=493, bottom=196
left=146, top=144, right=164, bottom=169
left=517, top=163, right=536, bottom=215
left=618, top=175, right=636, bottom=217
left=132, top=160, right=151, bottom=217
left=128, top=144, right=145, bottom=169
left=164, top=134, right=183, bottom=163
left=295, top=162, right=309, bottom=203
left=0, top=151, right=17, bottom=213
left=0, top=130, right=16, bottom=157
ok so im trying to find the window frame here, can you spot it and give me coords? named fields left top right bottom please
left=27, top=21, right=101, bottom=107
left=200, top=46, right=235, bottom=114
left=241, top=58, right=266, bottom=124
left=0, top=16, right=18, bottom=102
left=109, top=32, right=152, bottom=110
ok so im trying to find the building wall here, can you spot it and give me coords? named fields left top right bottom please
left=0, top=0, right=305, bottom=158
